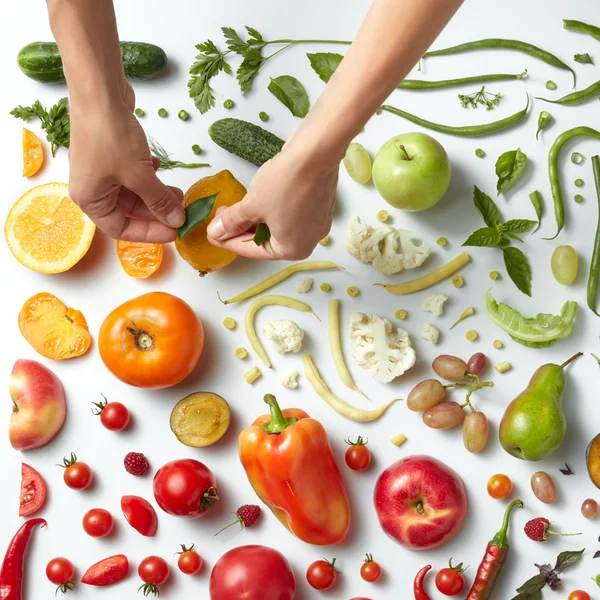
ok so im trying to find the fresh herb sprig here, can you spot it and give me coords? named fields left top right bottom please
left=148, top=138, right=210, bottom=171
left=574, top=52, right=594, bottom=65
left=188, top=26, right=350, bottom=113
left=458, top=86, right=502, bottom=110
left=10, top=97, right=70, bottom=157
left=463, top=186, right=536, bottom=296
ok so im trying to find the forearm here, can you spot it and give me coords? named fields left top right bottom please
left=292, top=0, right=464, bottom=165
left=46, top=0, right=126, bottom=106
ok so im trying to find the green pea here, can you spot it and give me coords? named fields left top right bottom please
left=192, top=144, right=202, bottom=155
left=178, top=110, right=189, bottom=121
left=475, top=148, right=485, bottom=158
left=259, top=111, right=269, bottom=122
left=546, top=80, right=558, bottom=91
left=575, top=178, right=584, bottom=187
left=223, top=99, right=235, bottom=109
left=574, top=194, right=584, bottom=203
left=158, top=108, right=168, bottom=118
left=134, top=108, right=145, bottom=118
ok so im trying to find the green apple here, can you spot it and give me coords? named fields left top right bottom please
left=372, top=132, right=451, bottom=211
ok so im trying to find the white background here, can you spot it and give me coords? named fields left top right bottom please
left=1, top=0, right=600, bottom=598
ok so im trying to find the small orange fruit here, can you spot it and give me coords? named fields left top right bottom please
left=19, top=292, right=92, bottom=360
left=116, top=240, right=163, bottom=278
left=5, top=182, right=96, bottom=273
left=22, top=128, right=44, bottom=177
left=176, top=170, right=245, bottom=276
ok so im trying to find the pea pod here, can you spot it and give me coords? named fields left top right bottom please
left=545, top=126, right=600, bottom=240
left=424, top=39, right=575, bottom=86
left=563, top=19, right=600, bottom=42
left=588, top=155, right=600, bottom=316
left=380, top=95, right=529, bottom=137
left=399, top=70, right=527, bottom=90
left=536, top=111, right=552, bottom=140
left=537, top=80, right=600, bottom=106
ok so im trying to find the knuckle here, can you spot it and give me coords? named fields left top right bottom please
left=145, top=188, right=174, bottom=213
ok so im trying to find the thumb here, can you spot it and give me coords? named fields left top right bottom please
left=131, top=171, right=185, bottom=228
left=207, top=202, right=258, bottom=241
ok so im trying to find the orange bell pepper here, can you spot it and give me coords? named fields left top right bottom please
left=239, top=394, right=351, bottom=546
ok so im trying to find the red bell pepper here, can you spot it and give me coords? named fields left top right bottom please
left=238, top=394, right=351, bottom=545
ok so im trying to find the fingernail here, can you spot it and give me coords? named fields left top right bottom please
left=207, top=216, right=225, bottom=240
left=166, top=208, right=185, bottom=228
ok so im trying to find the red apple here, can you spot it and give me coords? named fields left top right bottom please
left=373, top=455, right=468, bottom=550
left=9, top=359, right=66, bottom=451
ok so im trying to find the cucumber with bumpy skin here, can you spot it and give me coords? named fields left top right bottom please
left=209, top=118, right=285, bottom=167
left=17, top=42, right=168, bottom=84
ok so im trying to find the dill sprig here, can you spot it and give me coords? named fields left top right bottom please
left=148, top=138, right=210, bottom=171
left=458, top=86, right=502, bottom=110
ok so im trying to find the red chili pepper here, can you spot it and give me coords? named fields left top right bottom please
left=414, top=564, right=432, bottom=600
left=0, top=518, right=46, bottom=600
left=465, top=499, right=523, bottom=599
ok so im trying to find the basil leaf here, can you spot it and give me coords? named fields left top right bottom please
left=574, top=52, right=594, bottom=65
left=307, top=52, right=343, bottom=83
left=268, top=76, right=310, bottom=118
left=473, top=186, right=502, bottom=227
left=529, top=190, right=543, bottom=233
left=496, top=148, right=528, bottom=195
left=504, top=219, right=537, bottom=234
left=554, top=548, right=585, bottom=572
left=502, top=246, right=532, bottom=296
left=593, top=574, right=600, bottom=585
left=511, top=594, right=543, bottom=600
left=504, top=232, right=524, bottom=243
left=177, top=193, right=218, bottom=239
left=253, top=222, right=271, bottom=246
left=516, top=574, right=546, bottom=594
left=463, top=227, right=503, bottom=247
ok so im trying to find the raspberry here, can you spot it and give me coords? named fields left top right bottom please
left=215, top=504, right=262, bottom=536
left=524, top=517, right=581, bottom=542
left=123, top=452, right=149, bottom=476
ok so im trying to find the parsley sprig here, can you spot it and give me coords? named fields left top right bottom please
left=458, top=86, right=502, bottom=110
left=188, top=26, right=350, bottom=113
left=148, top=138, right=210, bottom=171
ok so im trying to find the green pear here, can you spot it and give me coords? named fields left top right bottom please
left=499, top=352, right=582, bottom=461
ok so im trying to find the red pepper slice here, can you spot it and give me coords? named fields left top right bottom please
left=414, top=564, right=432, bottom=600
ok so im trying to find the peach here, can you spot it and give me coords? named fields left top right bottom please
left=9, top=359, right=66, bottom=451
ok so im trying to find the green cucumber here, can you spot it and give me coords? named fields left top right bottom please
left=17, top=41, right=168, bottom=84
left=208, top=118, right=285, bottom=167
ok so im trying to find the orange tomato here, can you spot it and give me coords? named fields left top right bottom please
left=22, top=128, right=44, bottom=177
left=98, top=292, right=204, bottom=389
left=19, top=292, right=91, bottom=360
left=116, top=241, right=163, bottom=278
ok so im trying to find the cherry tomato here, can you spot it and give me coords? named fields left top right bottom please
left=83, top=508, right=114, bottom=538
left=98, top=292, right=204, bottom=389
left=568, top=592, right=591, bottom=600
left=46, top=557, right=75, bottom=593
left=360, top=554, right=382, bottom=583
left=345, top=436, right=371, bottom=471
left=435, top=560, right=466, bottom=596
left=153, top=459, right=218, bottom=519
left=19, top=463, right=46, bottom=517
left=59, top=453, right=93, bottom=490
left=121, top=495, right=158, bottom=537
left=92, top=396, right=130, bottom=431
left=139, top=556, right=169, bottom=596
left=487, top=474, right=513, bottom=500
left=306, top=558, right=339, bottom=590
left=178, top=544, right=202, bottom=575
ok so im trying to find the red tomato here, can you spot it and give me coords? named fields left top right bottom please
left=20, top=463, right=46, bottom=516
left=153, top=459, right=218, bottom=519
left=178, top=544, right=202, bottom=575
left=93, top=396, right=130, bottom=431
left=121, top=495, right=158, bottom=537
left=345, top=436, right=371, bottom=471
left=138, top=556, right=169, bottom=596
left=46, top=557, right=75, bottom=590
left=210, top=545, right=295, bottom=600
left=307, top=558, right=338, bottom=590
left=83, top=508, right=114, bottom=538
left=360, top=554, right=382, bottom=583
left=81, top=554, right=129, bottom=587
left=487, top=474, right=513, bottom=500
left=60, top=453, right=93, bottom=490
left=435, top=561, right=466, bottom=596
left=568, top=592, right=591, bottom=600
left=98, top=292, right=204, bottom=389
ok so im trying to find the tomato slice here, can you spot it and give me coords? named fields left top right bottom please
left=19, top=463, right=47, bottom=517
left=81, top=554, right=129, bottom=586
left=121, top=495, right=158, bottom=537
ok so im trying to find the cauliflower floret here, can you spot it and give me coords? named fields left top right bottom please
left=345, top=216, right=431, bottom=276
left=422, top=293, right=449, bottom=316
left=349, top=312, right=416, bottom=383
left=263, top=320, right=304, bottom=354
left=422, top=323, right=440, bottom=344
left=279, top=370, right=299, bottom=389
left=296, top=277, right=314, bottom=293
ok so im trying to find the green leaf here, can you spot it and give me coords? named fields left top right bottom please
left=307, top=52, right=344, bottom=83
left=222, top=27, right=247, bottom=53
left=177, top=194, right=218, bottom=239
left=574, top=52, right=594, bottom=65
left=485, top=289, right=578, bottom=347
left=496, top=148, right=528, bottom=195
left=529, top=190, right=543, bottom=233
left=473, top=186, right=502, bottom=227
left=503, top=246, right=532, bottom=296
left=503, top=219, right=537, bottom=235
left=237, top=47, right=265, bottom=93
left=253, top=222, right=271, bottom=246
left=511, top=594, right=543, bottom=600
left=268, top=76, right=310, bottom=118
left=592, top=353, right=600, bottom=366
left=593, top=573, right=600, bottom=587
left=516, top=574, right=546, bottom=594
left=188, top=41, right=232, bottom=114
left=554, top=548, right=585, bottom=572
left=245, top=26, right=264, bottom=45
left=462, top=227, right=503, bottom=247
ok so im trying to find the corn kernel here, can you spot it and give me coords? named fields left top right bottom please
left=223, top=317, right=237, bottom=330
left=235, top=347, right=248, bottom=359
left=489, top=271, right=500, bottom=280
left=395, top=309, right=408, bottom=320
left=465, top=329, right=478, bottom=341
left=437, top=237, right=448, bottom=247
left=493, top=340, right=503, bottom=349
left=495, top=361, right=511, bottom=374
left=244, top=366, right=262, bottom=384
left=452, top=275, right=464, bottom=288
left=346, top=286, right=360, bottom=297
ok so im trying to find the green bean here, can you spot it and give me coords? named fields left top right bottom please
left=589, top=155, right=600, bottom=315
left=192, top=144, right=202, bottom=155
left=575, top=194, right=584, bottom=204
left=380, top=94, right=529, bottom=137
left=424, top=39, right=576, bottom=86
left=399, top=70, right=527, bottom=90
left=529, top=190, right=543, bottom=233
left=572, top=152, right=585, bottom=165
left=575, top=178, right=584, bottom=187
left=564, top=19, right=600, bottom=42
left=545, top=126, right=600, bottom=240
left=537, top=80, right=600, bottom=106
left=536, top=111, right=552, bottom=140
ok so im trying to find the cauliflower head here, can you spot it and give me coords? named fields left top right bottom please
left=422, top=293, right=449, bottom=316
left=263, top=320, right=304, bottom=354
left=349, top=312, right=416, bottom=383
left=345, top=216, right=431, bottom=276
left=279, top=370, right=299, bottom=389
left=422, top=323, right=440, bottom=344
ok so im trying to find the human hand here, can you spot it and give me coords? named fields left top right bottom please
left=207, top=141, right=338, bottom=260
left=68, top=84, right=185, bottom=242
